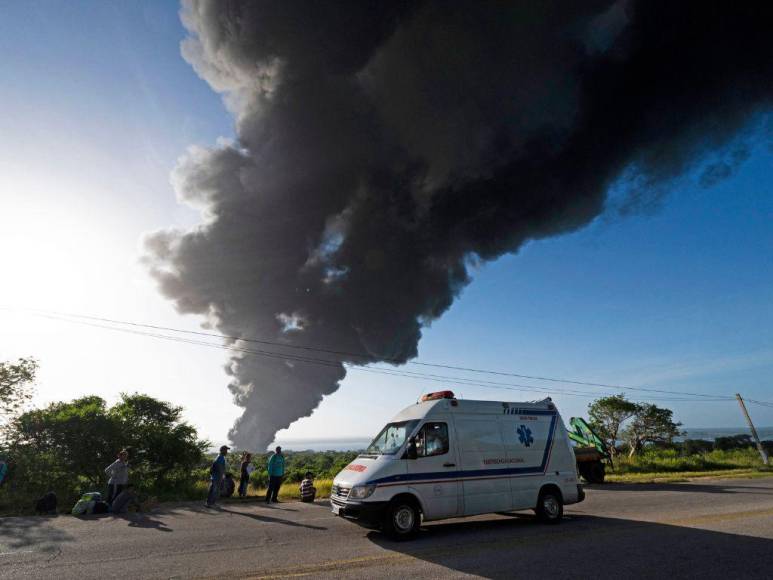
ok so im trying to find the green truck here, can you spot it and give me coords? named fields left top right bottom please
left=567, top=417, right=611, bottom=484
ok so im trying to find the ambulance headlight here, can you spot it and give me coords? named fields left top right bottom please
left=348, top=485, right=376, bottom=499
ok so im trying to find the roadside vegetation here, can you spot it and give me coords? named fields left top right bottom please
left=0, top=358, right=209, bottom=515
left=607, top=448, right=773, bottom=483
left=188, top=477, right=335, bottom=502
left=585, top=394, right=772, bottom=483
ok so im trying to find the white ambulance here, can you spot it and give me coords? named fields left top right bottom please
left=330, top=391, right=584, bottom=538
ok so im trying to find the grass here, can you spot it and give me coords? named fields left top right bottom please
left=612, top=448, right=765, bottom=473
left=254, top=478, right=333, bottom=501
left=606, top=468, right=773, bottom=484
left=604, top=448, right=773, bottom=483
left=188, top=478, right=335, bottom=502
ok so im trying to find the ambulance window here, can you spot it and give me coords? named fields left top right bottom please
left=416, top=422, right=449, bottom=457
left=366, top=420, right=419, bottom=455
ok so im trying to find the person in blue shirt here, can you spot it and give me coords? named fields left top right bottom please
left=265, top=446, right=285, bottom=503
left=205, top=445, right=229, bottom=508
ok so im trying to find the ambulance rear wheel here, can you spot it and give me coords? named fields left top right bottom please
left=536, top=488, right=563, bottom=524
left=383, top=499, right=420, bottom=539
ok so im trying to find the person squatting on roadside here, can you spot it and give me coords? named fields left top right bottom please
left=239, top=452, right=254, bottom=498
left=206, top=445, right=229, bottom=508
left=104, top=449, right=129, bottom=505
left=265, top=446, right=285, bottom=503
left=299, top=471, right=316, bottom=503
left=111, top=484, right=141, bottom=514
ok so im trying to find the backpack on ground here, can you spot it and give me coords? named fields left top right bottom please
left=71, top=491, right=102, bottom=515
left=34, top=491, right=57, bottom=515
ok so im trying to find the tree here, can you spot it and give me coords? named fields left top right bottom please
left=8, top=396, right=123, bottom=484
left=109, top=393, right=208, bottom=488
left=0, top=358, right=37, bottom=419
left=622, top=404, right=682, bottom=457
left=5, top=392, right=207, bottom=497
left=587, top=394, right=639, bottom=457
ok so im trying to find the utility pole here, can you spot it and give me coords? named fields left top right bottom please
left=736, top=393, right=769, bottom=465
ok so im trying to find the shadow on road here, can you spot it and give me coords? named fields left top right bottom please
left=123, top=514, right=173, bottom=532
left=260, top=503, right=298, bottom=512
left=366, top=514, right=773, bottom=579
left=0, top=515, right=73, bottom=552
left=217, top=507, right=327, bottom=530
left=585, top=481, right=773, bottom=495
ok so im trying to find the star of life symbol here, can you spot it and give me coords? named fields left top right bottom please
left=517, top=425, right=534, bottom=447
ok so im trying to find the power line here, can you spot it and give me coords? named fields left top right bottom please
left=21, top=307, right=733, bottom=399
left=8, top=306, right=744, bottom=401
left=11, top=308, right=744, bottom=404
left=354, top=362, right=731, bottom=402
left=28, top=308, right=741, bottom=401
left=38, top=312, right=733, bottom=404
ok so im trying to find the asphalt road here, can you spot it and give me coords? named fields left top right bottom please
left=2, top=477, right=773, bottom=579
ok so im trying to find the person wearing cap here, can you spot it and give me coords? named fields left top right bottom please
left=205, top=445, right=229, bottom=508
left=265, top=446, right=285, bottom=503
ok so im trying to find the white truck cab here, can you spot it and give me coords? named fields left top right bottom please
left=331, top=391, right=584, bottom=538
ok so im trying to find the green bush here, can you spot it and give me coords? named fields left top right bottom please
left=249, top=470, right=268, bottom=488
left=1, top=393, right=208, bottom=515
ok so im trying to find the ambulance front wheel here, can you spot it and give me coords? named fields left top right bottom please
left=535, top=488, right=563, bottom=524
left=383, top=497, right=420, bottom=539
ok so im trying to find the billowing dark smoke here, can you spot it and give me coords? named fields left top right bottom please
left=144, top=0, right=773, bottom=448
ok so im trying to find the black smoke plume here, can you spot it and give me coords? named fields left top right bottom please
left=144, top=0, right=773, bottom=448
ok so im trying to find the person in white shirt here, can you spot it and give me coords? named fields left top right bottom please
left=104, top=449, right=129, bottom=505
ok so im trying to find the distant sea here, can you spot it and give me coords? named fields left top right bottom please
left=268, top=427, right=773, bottom=452
left=678, top=427, right=773, bottom=442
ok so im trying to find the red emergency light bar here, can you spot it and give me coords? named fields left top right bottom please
left=420, top=390, right=456, bottom=402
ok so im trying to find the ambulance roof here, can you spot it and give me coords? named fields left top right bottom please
left=389, top=397, right=556, bottom=422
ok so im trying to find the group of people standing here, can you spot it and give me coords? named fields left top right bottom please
left=207, top=444, right=286, bottom=507
left=100, top=444, right=315, bottom=512
left=206, top=445, right=316, bottom=508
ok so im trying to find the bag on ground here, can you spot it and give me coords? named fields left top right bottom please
left=71, top=491, right=102, bottom=515
left=34, top=491, right=57, bottom=514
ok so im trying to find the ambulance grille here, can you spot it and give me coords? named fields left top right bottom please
left=331, top=484, right=350, bottom=500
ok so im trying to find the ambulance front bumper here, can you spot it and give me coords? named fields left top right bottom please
left=331, top=497, right=389, bottom=528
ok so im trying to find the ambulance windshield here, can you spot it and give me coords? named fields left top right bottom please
left=366, top=420, right=419, bottom=455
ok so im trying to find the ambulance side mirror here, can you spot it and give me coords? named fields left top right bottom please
left=405, top=437, right=418, bottom=460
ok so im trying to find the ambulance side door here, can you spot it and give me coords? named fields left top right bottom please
left=454, top=416, right=513, bottom=515
left=406, top=419, right=461, bottom=520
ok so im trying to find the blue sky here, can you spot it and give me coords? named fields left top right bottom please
left=1, top=1, right=771, bottom=444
